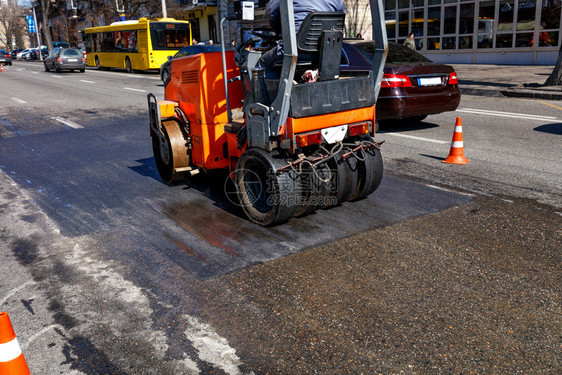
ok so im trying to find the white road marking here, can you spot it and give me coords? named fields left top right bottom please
left=129, top=75, right=161, bottom=80
left=52, top=75, right=63, bottom=78
left=16, top=68, right=25, bottom=71
left=184, top=315, right=244, bottom=375
left=426, top=184, right=474, bottom=196
left=11, top=97, right=27, bottom=104
left=457, top=108, right=558, bottom=121
left=0, top=280, right=36, bottom=306
left=52, top=116, right=84, bottom=129
left=21, top=324, right=61, bottom=351
left=124, top=87, right=148, bottom=93
left=378, top=132, right=448, bottom=144
left=80, top=79, right=95, bottom=84
left=31, top=71, right=39, bottom=75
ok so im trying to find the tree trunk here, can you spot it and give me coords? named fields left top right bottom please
left=544, top=43, right=562, bottom=86
left=39, top=0, right=53, bottom=51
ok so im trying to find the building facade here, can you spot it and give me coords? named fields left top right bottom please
left=384, top=0, right=561, bottom=65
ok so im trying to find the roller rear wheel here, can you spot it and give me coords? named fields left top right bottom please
left=295, top=160, right=332, bottom=217
left=152, top=121, right=190, bottom=183
left=235, top=149, right=302, bottom=226
left=349, top=145, right=383, bottom=201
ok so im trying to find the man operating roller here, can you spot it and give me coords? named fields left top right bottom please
left=258, top=0, right=346, bottom=78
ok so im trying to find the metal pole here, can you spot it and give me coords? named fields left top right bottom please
left=32, top=6, right=43, bottom=61
left=220, top=17, right=232, bottom=123
left=161, top=0, right=167, bottom=18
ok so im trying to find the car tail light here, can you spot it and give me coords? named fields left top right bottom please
left=82, top=57, right=85, bottom=63
left=449, top=72, right=458, bottom=84
left=57, top=57, right=62, bottom=63
left=347, top=122, right=370, bottom=137
left=296, top=131, right=322, bottom=148
left=381, top=73, right=412, bottom=88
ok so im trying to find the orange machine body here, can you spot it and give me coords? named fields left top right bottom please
left=164, top=51, right=244, bottom=170
left=162, top=51, right=376, bottom=172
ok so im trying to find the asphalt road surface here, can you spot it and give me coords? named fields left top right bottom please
left=0, top=61, right=560, bottom=374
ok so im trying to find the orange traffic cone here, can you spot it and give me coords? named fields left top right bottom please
left=0, top=64, right=4, bottom=72
left=442, top=117, right=469, bottom=165
left=0, top=312, right=30, bottom=375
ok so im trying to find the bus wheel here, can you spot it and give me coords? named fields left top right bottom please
left=125, top=57, right=133, bottom=74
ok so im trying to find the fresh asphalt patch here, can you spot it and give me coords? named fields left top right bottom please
left=0, top=115, right=473, bottom=279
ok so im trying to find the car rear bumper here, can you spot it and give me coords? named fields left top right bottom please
left=376, top=90, right=461, bottom=120
left=56, top=63, right=86, bottom=70
left=0, top=58, right=12, bottom=64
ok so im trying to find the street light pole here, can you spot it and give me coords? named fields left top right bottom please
left=162, top=0, right=167, bottom=18
left=32, top=5, right=43, bottom=61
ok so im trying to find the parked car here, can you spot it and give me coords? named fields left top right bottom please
left=17, top=49, right=30, bottom=60
left=10, top=49, right=22, bottom=59
left=44, top=48, right=86, bottom=73
left=160, top=44, right=223, bottom=84
left=30, top=47, right=48, bottom=60
left=0, top=49, right=12, bottom=65
left=342, top=41, right=461, bottom=123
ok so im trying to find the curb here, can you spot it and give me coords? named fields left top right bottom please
left=459, top=87, right=504, bottom=97
left=500, top=88, right=562, bottom=100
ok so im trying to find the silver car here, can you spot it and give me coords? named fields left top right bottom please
left=44, top=48, right=86, bottom=73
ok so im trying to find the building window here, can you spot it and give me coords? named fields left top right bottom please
left=496, top=33, right=513, bottom=47
left=399, top=11, right=409, bottom=37
left=442, top=36, right=457, bottom=49
left=427, top=6, right=441, bottom=36
left=478, top=0, right=495, bottom=48
left=385, top=11, right=396, bottom=40
left=444, top=5, right=457, bottom=34
left=459, top=35, right=473, bottom=49
left=459, top=2, right=475, bottom=34
left=498, top=0, right=515, bottom=32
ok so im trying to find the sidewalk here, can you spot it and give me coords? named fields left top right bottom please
left=453, top=64, right=562, bottom=100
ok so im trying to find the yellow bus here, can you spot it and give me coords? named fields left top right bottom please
left=82, top=18, right=192, bottom=72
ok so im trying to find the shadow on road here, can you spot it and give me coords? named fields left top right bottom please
left=534, top=123, right=562, bottom=135
left=378, top=119, right=439, bottom=132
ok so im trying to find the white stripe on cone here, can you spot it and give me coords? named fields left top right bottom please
left=0, top=337, right=23, bottom=362
left=451, top=141, right=464, bottom=148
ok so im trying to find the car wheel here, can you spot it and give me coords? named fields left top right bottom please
left=54, top=64, right=60, bottom=73
left=80, top=69, right=85, bottom=73
left=125, top=57, right=132, bottom=73
left=161, top=68, right=170, bottom=85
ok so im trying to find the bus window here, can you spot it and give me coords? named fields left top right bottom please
left=150, top=23, right=191, bottom=50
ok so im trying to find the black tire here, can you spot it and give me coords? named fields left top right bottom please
left=125, top=58, right=132, bottom=73
left=161, top=68, right=170, bottom=85
left=152, top=121, right=190, bottom=184
left=235, top=149, right=302, bottom=226
left=295, top=157, right=332, bottom=217
left=322, top=149, right=360, bottom=208
left=54, top=64, right=60, bottom=73
left=80, top=69, right=85, bottom=73
left=349, top=144, right=384, bottom=201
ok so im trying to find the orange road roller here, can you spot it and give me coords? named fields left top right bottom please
left=148, top=0, right=388, bottom=226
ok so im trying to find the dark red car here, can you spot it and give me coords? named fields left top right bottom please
left=342, top=41, right=460, bottom=123
left=0, top=49, right=12, bottom=66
